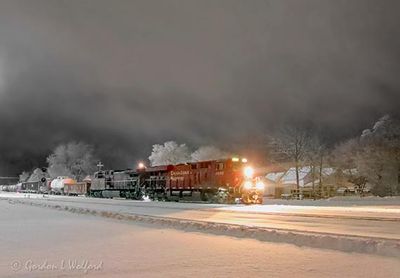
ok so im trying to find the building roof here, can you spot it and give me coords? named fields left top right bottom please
left=265, top=166, right=336, bottom=187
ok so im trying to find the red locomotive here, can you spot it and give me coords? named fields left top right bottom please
left=143, top=157, right=263, bottom=204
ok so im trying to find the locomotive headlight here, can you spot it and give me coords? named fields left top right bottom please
left=244, top=181, right=252, bottom=190
left=256, top=181, right=265, bottom=190
left=244, top=166, right=254, bottom=178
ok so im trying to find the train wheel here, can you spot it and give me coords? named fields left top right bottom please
left=136, top=191, right=143, bottom=200
left=200, top=191, right=208, bottom=201
left=162, top=192, right=169, bottom=201
left=214, top=189, right=229, bottom=204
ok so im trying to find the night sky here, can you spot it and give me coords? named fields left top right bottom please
left=0, top=0, right=399, bottom=175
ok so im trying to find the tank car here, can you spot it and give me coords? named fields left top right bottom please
left=50, top=177, right=77, bottom=195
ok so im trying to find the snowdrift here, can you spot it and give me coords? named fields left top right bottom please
left=2, top=197, right=400, bottom=258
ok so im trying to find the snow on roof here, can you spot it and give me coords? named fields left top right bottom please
left=266, top=166, right=335, bottom=187
left=265, top=172, right=285, bottom=182
left=342, top=168, right=358, bottom=175
left=280, top=167, right=310, bottom=187
left=321, top=167, right=335, bottom=176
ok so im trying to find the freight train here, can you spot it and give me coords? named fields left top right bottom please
left=91, top=157, right=264, bottom=204
left=1, top=158, right=264, bottom=204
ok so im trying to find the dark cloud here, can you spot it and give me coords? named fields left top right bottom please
left=0, top=0, right=399, bottom=174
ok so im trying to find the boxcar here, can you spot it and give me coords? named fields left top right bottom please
left=20, top=181, right=40, bottom=193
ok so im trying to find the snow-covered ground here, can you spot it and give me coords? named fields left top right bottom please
left=1, top=192, right=400, bottom=257
left=263, top=196, right=400, bottom=207
left=0, top=200, right=399, bottom=278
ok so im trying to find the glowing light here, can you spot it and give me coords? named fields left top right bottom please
left=244, top=166, right=254, bottom=178
left=241, top=158, right=248, bottom=163
left=244, top=181, right=252, bottom=190
left=232, top=157, right=239, bottom=162
left=138, top=162, right=145, bottom=169
left=256, top=181, right=265, bottom=190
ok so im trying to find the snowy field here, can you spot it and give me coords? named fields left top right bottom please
left=1, top=192, right=400, bottom=258
left=1, top=200, right=399, bottom=278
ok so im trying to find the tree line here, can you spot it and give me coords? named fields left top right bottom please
left=271, top=115, right=400, bottom=197
left=18, top=115, right=400, bottom=197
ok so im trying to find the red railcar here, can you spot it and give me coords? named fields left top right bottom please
left=64, top=182, right=89, bottom=196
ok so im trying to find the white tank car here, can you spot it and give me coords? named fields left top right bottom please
left=50, top=176, right=76, bottom=194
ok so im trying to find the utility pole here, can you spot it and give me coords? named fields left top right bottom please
left=319, top=149, right=323, bottom=197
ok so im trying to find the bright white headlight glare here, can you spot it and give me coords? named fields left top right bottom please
left=244, top=181, right=252, bottom=190
left=256, top=181, right=265, bottom=190
left=244, top=166, right=254, bottom=178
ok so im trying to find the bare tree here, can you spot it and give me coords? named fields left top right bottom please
left=273, top=126, right=310, bottom=193
left=306, top=135, right=325, bottom=199
left=47, top=142, right=97, bottom=181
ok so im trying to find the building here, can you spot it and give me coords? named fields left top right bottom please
left=264, top=167, right=339, bottom=199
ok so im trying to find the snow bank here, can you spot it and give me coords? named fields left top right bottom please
left=328, top=196, right=400, bottom=204
left=263, top=196, right=400, bottom=207
left=3, top=198, right=400, bottom=258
